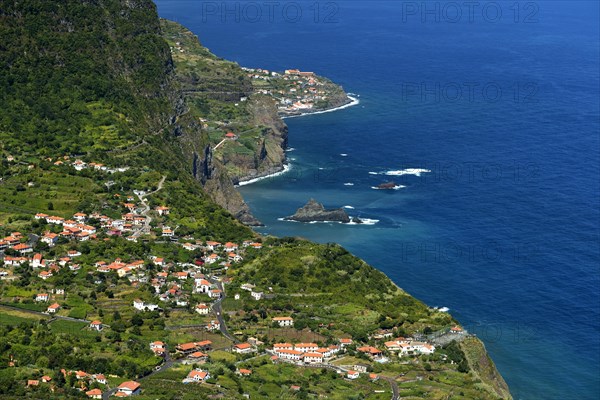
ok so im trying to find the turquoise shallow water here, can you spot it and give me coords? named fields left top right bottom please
left=156, top=1, right=600, bottom=398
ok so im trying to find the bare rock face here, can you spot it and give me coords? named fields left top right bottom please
left=285, top=199, right=351, bottom=223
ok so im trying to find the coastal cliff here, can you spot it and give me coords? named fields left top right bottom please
left=0, top=2, right=511, bottom=397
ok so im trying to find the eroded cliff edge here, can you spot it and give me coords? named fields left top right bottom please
left=161, top=20, right=290, bottom=225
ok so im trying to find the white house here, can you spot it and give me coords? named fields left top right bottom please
left=195, top=303, right=210, bottom=315
left=347, top=370, right=360, bottom=380
left=232, top=343, right=255, bottom=354
left=272, top=317, right=294, bottom=327
left=35, top=293, right=49, bottom=302
left=294, top=343, right=318, bottom=353
left=185, top=369, right=209, bottom=383
left=303, top=353, right=323, bottom=364
left=116, top=381, right=141, bottom=396
left=277, top=349, right=303, bottom=362
left=90, top=320, right=103, bottom=331
left=251, top=291, right=263, bottom=301
left=31, top=253, right=44, bottom=269
left=47, top=303, right=60, bottom=313
left=195, top=279, right=211, bottom=293
left=133, top=299, right=159, bottom=311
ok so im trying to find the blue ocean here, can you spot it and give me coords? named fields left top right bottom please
left=156, top=1, right=600, bottom=398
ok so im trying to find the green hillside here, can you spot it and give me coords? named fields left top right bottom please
left=0, top=1, right=511, bottom=399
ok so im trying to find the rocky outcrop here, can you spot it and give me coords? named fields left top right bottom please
left=203, top=161, right=263, bottom=226
left=285, top=199, right=351, bottom=223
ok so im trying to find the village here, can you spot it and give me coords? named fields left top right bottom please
left=243, top=68, right=350, bottom=116
left=0, top=155, right=469, bottom=399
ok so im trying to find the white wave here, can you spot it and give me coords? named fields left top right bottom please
left=318, top=167, right=325, bottom=170
left=368, top=171, right=379, bottom=175
left=347, top=218, right=379, bottom=225
left=281, top=95, right=360, bottom=119
left=343, top=182, right=354, bottom=186
left=438, top=307, right=450, bottom=312
left=343, top=205, right=354, bottom=209
left=371, top=185, right=406, bottom=190
left=285, top=147, right=296, bottom=152
left=340, top=153, right=348, bottom=157
left=236, top=163, right=292, bottom=187
left=384, top=168, right=431, bottom=177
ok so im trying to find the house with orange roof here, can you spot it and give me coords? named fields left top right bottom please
left=93, top=374, right=107, bottom=384
left=116, top=380, right=141, bottom=396
left=85, top=388, right=103, bottom=399
left=35, top=293, right=49, bottom=302
left=223, top=242, right=238, bottom=252
left=205, top=241, right=221, bottom=251
left=149, top=341, right=166, bottom=355
left=41, top=375, right=52, bottom=383
left=185, top=369, right=210, bottom=383
left=3, top=256, right=27, bottom=266
left=347, top=370, right=360, bottom=380
left=47, top=303, right=60, bottom=313
left=188, top=351, right=208, bottom=361
left=195, top=303, right=210, bottom=315
left=41, top=232, right=59, bottom=246
left=27, top=379, right=39, bottom=387
left=13, top=243, right=32, bottom=254
left=38, top=270, right=52, bottom=280
left=155, top=206, right=170, bottom=216
left=232, top=343, right=255, bottom=354
left=73, top=213, right=87, bottom=222
left=303, top=352, right=324, bottom=364
left=276, top=349, right=303, bottom=362
left=75, top=370, right=88, bottom=380
left=273, top=343, right=293, bottom=351
left=90, top=320, right=103, bottom=332
left=46, top=216, right=64, bottom=225
left=237, top=369, right=252, bottom=376
left=294, top=343, right=319, bottom=353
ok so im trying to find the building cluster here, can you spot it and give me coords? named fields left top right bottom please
left=243, top=67, right=334, bottom=114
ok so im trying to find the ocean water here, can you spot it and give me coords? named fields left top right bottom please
left=155, top=1, right=600, bottom=398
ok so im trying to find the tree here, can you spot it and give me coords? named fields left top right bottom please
left=131, top=314, right=143, bottom=326
left=47, top=202, right=54, bottom=210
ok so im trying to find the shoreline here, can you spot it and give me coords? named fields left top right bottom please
left=280, top=94, right=360, bottom=120
left=237, top=94, right=359, bottom=187
left=235, top=163, right=292, bottom=187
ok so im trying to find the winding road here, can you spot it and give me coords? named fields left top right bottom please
left=132, top=175, right=166, bottom=239
left=208, top=278, right=238, bottom=343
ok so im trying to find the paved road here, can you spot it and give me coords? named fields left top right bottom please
left=207, top=278, right=237, bottom=343
left=0, top=303, right=89, bottom=324
left=132, top=175, right=166, bottom=239
left=101, top=350, right=175, bottom=400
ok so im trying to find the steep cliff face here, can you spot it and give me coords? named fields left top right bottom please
left=161, top=20, right=290, bottom=225
left=227, top=95, right=289, bottom=184
left=461, top=337, right=513, bottom=399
